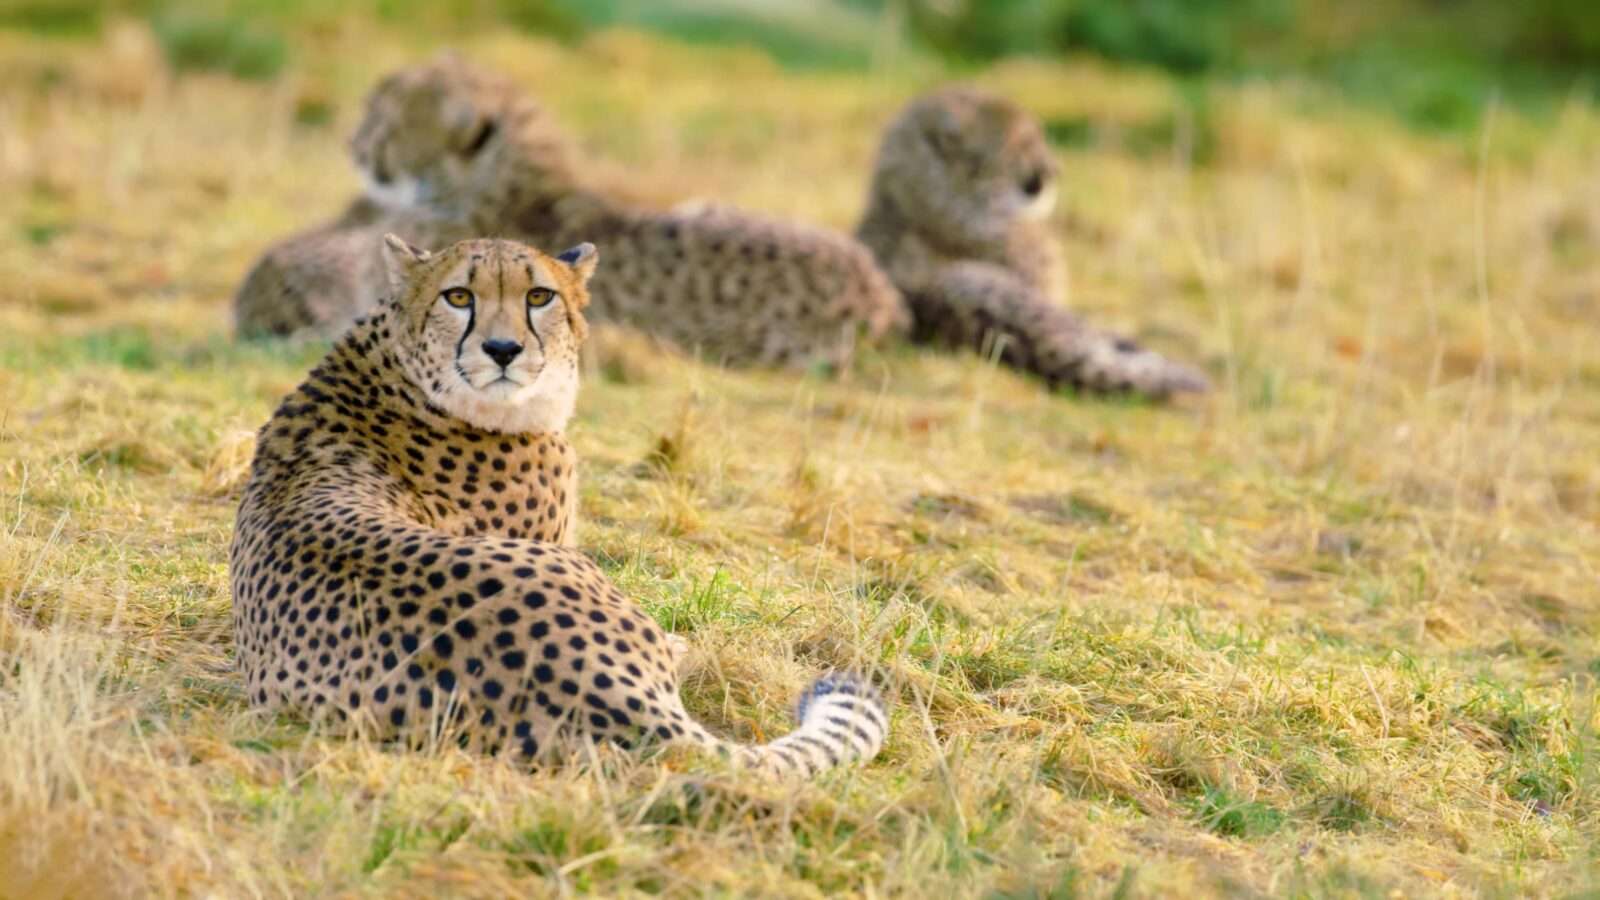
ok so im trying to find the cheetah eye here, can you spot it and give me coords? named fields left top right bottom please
left=441, top=287, right=475, bottom=309
left=526, top=287, right=557, bottom=308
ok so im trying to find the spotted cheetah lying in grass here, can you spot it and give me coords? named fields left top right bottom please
left=856, top=87, right=1210, bottom=398
left=234, top=55, right=905, bottom=370
left=230, top=233, right=888, bottom=775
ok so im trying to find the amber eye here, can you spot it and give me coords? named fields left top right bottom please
left=441, top=287, right=474, bottom=308
left=527, top=287, right=557, bottom=308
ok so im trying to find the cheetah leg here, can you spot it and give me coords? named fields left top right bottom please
left=267, top=511, right=885, bottom=777
left=905, top=261, right=1209, bottom=399
left=664, top=633, right=690, bottom=672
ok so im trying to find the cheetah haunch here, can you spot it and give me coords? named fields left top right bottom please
left=231, top=234, right=887, bottom=776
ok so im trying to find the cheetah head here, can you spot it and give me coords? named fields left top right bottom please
left=380, top=234, right=597, bottom=435
left=349, top=53, right=575, bottom=213
left=869, top=86, right=1058, bottom=249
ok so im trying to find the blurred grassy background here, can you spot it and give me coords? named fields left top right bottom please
left=6, top=0, right=1600, bottom=133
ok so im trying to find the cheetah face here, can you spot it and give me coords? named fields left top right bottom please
left=877, top=87, right=1060, bottom=246
left=381, top=235, right=598, bottom=434
left=349, top=54, right=505, bottom=211
left=348, top=55, right=576, bottom=216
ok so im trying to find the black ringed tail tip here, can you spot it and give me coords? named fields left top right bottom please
left=795, top=671, right=884, bottom=721
left=702, top=670, right=890, bottom=779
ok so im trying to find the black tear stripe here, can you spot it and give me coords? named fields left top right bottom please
left=454, top=303, right=477, bottom=381
left=523, top=263, right=547, bottom=353
left=526, top=316, right=545, bottom=354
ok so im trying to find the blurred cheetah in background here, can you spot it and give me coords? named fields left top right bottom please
left=234, top=55, right=905, bottom=369
left=237, top=59, right=1206, bottom=398
left=857, top=86, right=1210, bottom=398
left=230, top=233, right=888, bottom=775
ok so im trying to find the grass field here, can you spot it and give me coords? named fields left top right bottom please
left=2, top=15, right=1598, bottom=898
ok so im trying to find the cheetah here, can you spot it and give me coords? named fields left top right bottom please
left=856, top=86, right=1210, bottom=398
left=233, top=54, right=906, bottom=369
left=232, top=196, right=399, bottom=340
left=230, top=233, right=888, bottom=775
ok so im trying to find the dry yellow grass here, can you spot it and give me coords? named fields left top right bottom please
left=2, top=17, right=1598, bottom=899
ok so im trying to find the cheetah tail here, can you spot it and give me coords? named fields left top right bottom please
left=681, top=672, right=889, bottom=779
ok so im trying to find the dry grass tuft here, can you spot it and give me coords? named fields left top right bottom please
left=199, top=429, right=257, bottom=498
left=1, top=19, right=1597, bottom=898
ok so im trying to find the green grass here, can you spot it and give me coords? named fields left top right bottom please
left=0, top=0, right=106, bottom=36
left=555, top=0, right=888, bottom=70
left=1190, top=786, right=1285, bottom=838
left=0, top=15, right=1598, bottom=899
left=8, top=0, right=1594, bottom=139
left=151, top=11, right=288, bottom=80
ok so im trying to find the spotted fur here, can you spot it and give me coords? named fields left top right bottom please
left=230, top=235, right=888, bottom=776
left=234, top=55, right=906, bottom=368
left=857, top=86, right=1209, bottom=398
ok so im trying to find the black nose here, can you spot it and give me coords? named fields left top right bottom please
left=482, top=339, right=523, bottom=368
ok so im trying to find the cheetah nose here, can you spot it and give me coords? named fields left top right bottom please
left=482, top=339, right=523, bottom=369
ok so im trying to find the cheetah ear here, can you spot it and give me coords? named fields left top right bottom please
left=382, top=233, right=430, bottom=265
left=920, top=91, right=974, bottom=160
left=922, top=112, right=962, bottom=159
left=555, top=242, right=598, bottom=285
left=381, top=233, right=430, bottom=293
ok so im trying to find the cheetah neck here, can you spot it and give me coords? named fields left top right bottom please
left=857, top=195, right=944, bottom=289
left=295, top=318, right=578, bottom=541
left=859, top=186, right=1034, bottom=289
